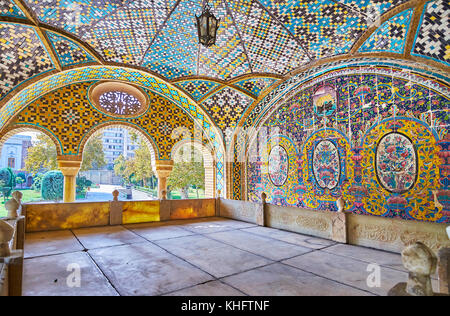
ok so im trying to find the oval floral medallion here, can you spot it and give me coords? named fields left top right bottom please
left=376, top=132, right=417, bottom=193
left=89, top=82, right=149, bottom=118
left=268, top=145, right=289, bottom=186
left=313, top=140, right=340, bottom=190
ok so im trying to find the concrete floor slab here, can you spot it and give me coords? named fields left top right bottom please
left=222, top=263, right=373, bottom=296
left=165, top=281, right=245, bottom=296
left=72, top=226, right=146, bottom=249
left=155, top=235, right=272, bottom=278
left=89, top=242, right=213, bottom=296
left=25, top=230, right=83, bottom=258
left=125, top=222, right=195, bottom=241
left=179, top=218, right=257, bottom=234
left=23, top=252, right=118, bottom=296
left=242, top=226, right=335, bottom=250
left=283, top=251, right=407, bottom=296
left=207, top=230, right=312, bottom=261
left=323, top=244, right=405, bottom=272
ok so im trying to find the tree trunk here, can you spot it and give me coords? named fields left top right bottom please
left=182, top=186, right=189, bottom=199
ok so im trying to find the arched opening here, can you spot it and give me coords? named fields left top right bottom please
left=170, top=140, right=215, bottom=199
left=0, top=126, right=60, bottom=216
left=78, top=122, right=159, bottom=202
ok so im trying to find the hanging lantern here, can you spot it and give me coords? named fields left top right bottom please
left=196, top=3, right=220, bottom=47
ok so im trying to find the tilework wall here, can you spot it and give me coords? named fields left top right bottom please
left=246, top=72, right=450, bottom=223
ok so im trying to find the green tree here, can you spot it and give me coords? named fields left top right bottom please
left=16, top=176, right=24, bottom=189
left=80, top=134, right=106, bottom=172
left=113, top=134, right=154, bottom=187
left=41, top=170, right=64, bottom=201
left=167, top=145, right=205, bottom=199
left=24, top=134, right=58, bottom=174
left=24, top=134, right=106, bottom=174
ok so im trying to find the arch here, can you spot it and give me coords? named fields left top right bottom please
left=78, top=121, right=158, bottom=168
left=0, top=65, right=226, bottom=197
left=171, top=139, right=216, bottom=199
left=0, top=124, right=62, bottom=156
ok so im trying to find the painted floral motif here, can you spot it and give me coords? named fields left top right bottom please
left=313, top=140, right=340, bottom=190
left=376, top=132, right=417, bottom=193
left=268, top=145, right=289, bottom=186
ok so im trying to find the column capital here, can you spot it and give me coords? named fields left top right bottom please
left=57, top=159, right=82, bottom=177
left=154, top=160, right=174, bottom=178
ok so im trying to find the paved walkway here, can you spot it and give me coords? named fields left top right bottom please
left=22, top=217, right=433, bottom=296
left=81, top=184, right=155, bottom=202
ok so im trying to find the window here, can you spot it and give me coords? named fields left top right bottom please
left=8, top=157, right=15, bottom=169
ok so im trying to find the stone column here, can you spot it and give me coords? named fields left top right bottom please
left=58, top=159, right=82, bottom=203
left=204, top=165, right=215, bottom=198
left=154, top=160, right=173, bottom=200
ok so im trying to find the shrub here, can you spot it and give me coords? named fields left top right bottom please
left=76, top=176, right=92, bottom=194
left=41, top=171, right=64, bottom=201
left=0, top=168, right=16, bottom=198
left=31, top=174, right=44, bottom=192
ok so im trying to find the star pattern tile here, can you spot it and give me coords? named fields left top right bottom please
left=47, top=31, right=96, bottom=67
left=359, top=8, right=413, bottom=54
left=0, top=23, right=54, bottom=101
left=174, top=79, right=222, bottom=101
left=0, top=0, right=26, bottom=19
left=82, top=0, right=176, bottom=65
left=412, top=0, right=450, bottom=66
left=141, top=0, right=202, bottom=79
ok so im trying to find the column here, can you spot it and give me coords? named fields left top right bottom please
left=57, top=158, right=82, bottom=203
left=154, top=160, right=173, bottom=199
left=204, top=165, right=215, bottom=198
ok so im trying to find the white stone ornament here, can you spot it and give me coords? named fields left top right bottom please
left=5, top=198, right=20, bottom=218
left=0, top=220, right=14, bottom=257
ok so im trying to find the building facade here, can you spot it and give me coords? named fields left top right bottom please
left=102, top=128, right=138, bottom=169
left=0, top=134, right=32, bottom=171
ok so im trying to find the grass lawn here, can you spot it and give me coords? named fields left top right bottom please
left=170, top=189, right=205, bottom=200
left=0, top=189, right=43, bottom=218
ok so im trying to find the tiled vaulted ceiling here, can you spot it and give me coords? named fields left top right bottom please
left=0, top=0, right=448, bottom=129
left=20, top=0, right=410, bottom=80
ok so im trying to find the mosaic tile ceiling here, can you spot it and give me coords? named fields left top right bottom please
left=11, top=0, right=415, bottom=80
left=0, top=0, right=448, bottom=123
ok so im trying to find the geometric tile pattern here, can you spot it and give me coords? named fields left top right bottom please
left=82, top=0, right=174, bottom=65
left=141, top=0, right=201, bottom=79
left=10, top=0, right=427, bottom=83
left=359, top=9, right=413, bottom=53
left=232, top=77, right=278, bottom=97
left=23, top=0, right=126, bottom=35
left=0, top=0, right=26, bottom=18
left=201, top=87, right=253, bottom=144
left=412, top=0, right=450, bottom=66
left=198, top=0, right=251, bottom=79
left=228, top=0, right=309, bottom=74
left=259, top=0, right=408, bottom=59
left=13, top=82, right=199, bottom=159
left=0, top=23, right=54, bottom=100
left=174, top=80, right=222, bottom=102
left=47, top=31, right=95, bottom=67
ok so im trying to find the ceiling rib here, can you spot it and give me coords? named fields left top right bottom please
left=139, top=0, right=183, bottom=66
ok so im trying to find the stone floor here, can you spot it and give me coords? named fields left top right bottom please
left=23, top=217, right=416, bottom=296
